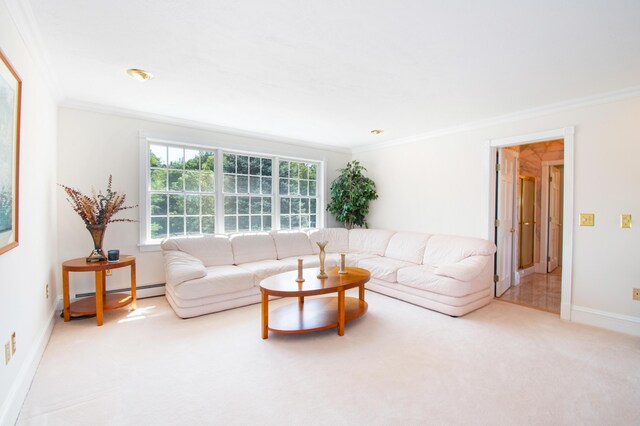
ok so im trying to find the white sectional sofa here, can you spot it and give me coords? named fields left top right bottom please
left=161, top=228, right=496, bottom=318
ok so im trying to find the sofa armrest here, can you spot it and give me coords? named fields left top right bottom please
left=432, top=255, right=490, bottom=282
left=163, top=250, right=207, bottom=286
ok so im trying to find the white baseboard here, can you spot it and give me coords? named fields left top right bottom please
left=516, top=266, right=535, bottom=280
left=0, top=307, right=56, bottom=426
left=571, top=305, right=640, bottom=337
left=137, top=286, right=166, bottom=299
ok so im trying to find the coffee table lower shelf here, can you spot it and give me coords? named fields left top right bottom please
left=268, top=297, right=368, bottom=334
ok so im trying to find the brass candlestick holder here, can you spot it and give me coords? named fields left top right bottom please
left=339, top=253, right=347, bottom=274
left=296, top=258, right=305, bottom=283
left=316, top=241, right=328, bottom=279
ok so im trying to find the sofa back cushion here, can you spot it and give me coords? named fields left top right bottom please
left=230, top=233, right=278, bottom=264
left=271, top=231, right=314, bottom=259
left=423, top=234, right=497, bottom=267
left=384, top=232, right=432, bottom=264
left=160, top=235, right=234, bottom=267
left=349, top=229, right=395, bottom=255
left=308, top=228, right=349, bottom=254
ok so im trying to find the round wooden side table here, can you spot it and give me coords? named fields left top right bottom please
left=62, top=255, right=137, bottom=326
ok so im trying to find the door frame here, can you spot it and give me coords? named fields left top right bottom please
left=540, top=160, right=564, bottom=274
left=484, top=127, right=574, bottom=320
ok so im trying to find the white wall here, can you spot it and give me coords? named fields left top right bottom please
left=57, top=107, right=352, bottom=295
left=0, top=2, right=59, bottom=424
left=354, top=96, right=640, bottom=329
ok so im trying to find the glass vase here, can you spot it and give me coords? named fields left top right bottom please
left=86, top=224, right=107, bottom=262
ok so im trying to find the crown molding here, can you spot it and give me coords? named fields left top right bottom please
left=4, top=0, right=62, bottom=101
left=352, top=85, right=640, bottom=154
left=59, top=99, right=352, bottom=155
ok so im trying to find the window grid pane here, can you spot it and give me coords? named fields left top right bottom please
left=149, top=145, right=216, bottom=239
left=223, top=152, right=273, bottom=232
left=278, top=160, right=319, bottom=230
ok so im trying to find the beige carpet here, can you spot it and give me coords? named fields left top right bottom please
left=18, top=290, right=640, bottom=425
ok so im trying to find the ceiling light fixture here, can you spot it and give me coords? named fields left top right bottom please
left=126, top=68, right=154, bottom=82
left=370, top=129, right=384, bottom=135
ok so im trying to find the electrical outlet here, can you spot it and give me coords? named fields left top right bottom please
left=579, top=213, right=594, bottom=226
left=621, top=214, right=632, bottom=229
left=10, top=332, right=15, bottom=356
left=4, top=341, right=10, bottom=365
left=46, top=283, right=49, bottom=299
left=633, top=288, right=640, bottom=301
left=106, top=269, right=112, bottom=276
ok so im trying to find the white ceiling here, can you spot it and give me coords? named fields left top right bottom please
left=21, top=0, right=640, bottom=148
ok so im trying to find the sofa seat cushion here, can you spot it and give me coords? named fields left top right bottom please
left=271, top=231, right=314, bottom=259
left=325, top=252, right=378, bottom=267
left=279, top=254, right=339, bottom=269
left=308, top=228, right=349, bottom=254
left=357, top=257, right=416, bottom=283
left=349, top=229, right=395, bottom=255
left=397, top=265, right=490, bottom=297
left=237, top=259, right=296, bottom=285
left=169, top=265, right=255, bottom=300
left=231, top=233, right=278, bottom=264
left=434, top=256, right=491, bottom=282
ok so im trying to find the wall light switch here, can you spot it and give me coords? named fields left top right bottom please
left=579, top=213, right=594, bottom=226
left=621, top=214, right=632, bottom=229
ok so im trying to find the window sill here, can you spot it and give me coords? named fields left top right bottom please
left=138, top=243, right=162, bottom=252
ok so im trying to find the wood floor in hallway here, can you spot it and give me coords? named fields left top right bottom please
left=498, top=267, right=561, bottom=314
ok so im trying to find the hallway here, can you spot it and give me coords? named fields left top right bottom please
left=499, top=268, right=561, bottom=314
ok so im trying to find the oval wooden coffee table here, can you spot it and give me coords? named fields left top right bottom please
left=259, top=266, right=370, bottom=339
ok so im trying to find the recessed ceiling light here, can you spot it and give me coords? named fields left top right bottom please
left=370, top=129, right=384, bottom=135
left=126, top=68, right=154, bottom=82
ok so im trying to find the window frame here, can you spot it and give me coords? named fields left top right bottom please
left=139, top=134, right=325, bottom=248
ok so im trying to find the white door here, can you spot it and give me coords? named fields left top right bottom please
left=495, top=148, right=518, bottom=296
left=548, top=166, right=562, bottom=272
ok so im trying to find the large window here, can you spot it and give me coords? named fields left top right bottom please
left=141, top=139, right=323, bottom=243
left=148, top=144, right=216, bottom=240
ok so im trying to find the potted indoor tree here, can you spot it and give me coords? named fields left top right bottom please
left=326, top=160, right=378, bottom=229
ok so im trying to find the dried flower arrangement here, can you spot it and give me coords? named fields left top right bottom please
left=59, top=175, right=137, bottom=226
left=59, top=175, right=137, bottom=261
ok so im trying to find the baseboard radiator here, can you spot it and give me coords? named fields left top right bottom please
left=75, top=282, right=165, bottom=299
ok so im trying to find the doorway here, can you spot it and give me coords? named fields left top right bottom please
left=494, top=140, right=565, bottom=314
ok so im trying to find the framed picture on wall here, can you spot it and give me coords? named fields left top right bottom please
left=0, top=49, right=22, bottom=255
